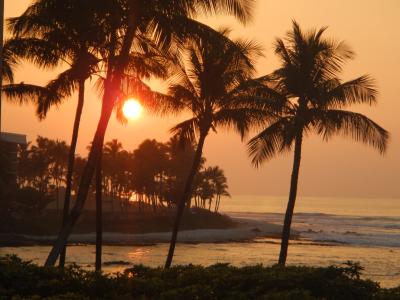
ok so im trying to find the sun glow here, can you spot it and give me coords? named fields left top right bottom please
left=123, top=98, right=143, bottom=120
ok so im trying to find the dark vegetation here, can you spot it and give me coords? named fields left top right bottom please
left=0, top=136, right=230, bottom=226
left=1, top=208, right=235, bottom=238
left=1, top=255, right=399, bottom=300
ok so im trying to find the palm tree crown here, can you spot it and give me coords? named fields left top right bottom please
left=169, top=29, right=264, bottom=142
left=249, top=21, right=388, bottom=165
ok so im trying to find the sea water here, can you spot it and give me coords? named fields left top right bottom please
left=1, top=195, right=400, bottom=287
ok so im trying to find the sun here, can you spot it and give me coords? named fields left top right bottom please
left=123, top=98, right=143, bottom=120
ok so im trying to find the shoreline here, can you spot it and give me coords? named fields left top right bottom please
left=1, top=218, right=288, bottom=247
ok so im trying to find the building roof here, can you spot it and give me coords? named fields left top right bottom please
left=0, top=132, right=27, bottom=145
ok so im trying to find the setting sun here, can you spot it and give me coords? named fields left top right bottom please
left=122, top=98, right=143, bottom=120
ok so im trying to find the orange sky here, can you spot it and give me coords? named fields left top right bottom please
left=2, top=0, right=399, bottom=198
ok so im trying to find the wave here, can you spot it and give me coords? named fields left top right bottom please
left=226, top=211, right=400, bottom=248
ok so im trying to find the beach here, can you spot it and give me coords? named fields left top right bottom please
left=1, top=195, right=400, bottom=287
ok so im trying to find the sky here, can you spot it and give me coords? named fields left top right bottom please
left=2, top=0, right=399, bottom=198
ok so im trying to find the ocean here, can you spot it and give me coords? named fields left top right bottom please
left=1, top=195, right=400, bottom=287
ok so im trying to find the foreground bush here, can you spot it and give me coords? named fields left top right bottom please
left=0, top=255, right=399, bottom=299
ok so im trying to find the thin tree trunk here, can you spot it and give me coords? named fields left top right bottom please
left=95, top=152, right=102, bottom=272
left=278, top=132, right=303, bottom=265
left=59, top=79, right=85, bottom=268
left=56, top=183, right=59, bottom=213
left=215, top=195, right=220, bottom=213
left=45, top=98, right=113, bottom=266
left=44, top=12, right=138, bottom=266
left=165, top=131, right=207, bottom=268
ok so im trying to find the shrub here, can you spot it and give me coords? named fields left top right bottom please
left=0, top=255, right=399, bottom=299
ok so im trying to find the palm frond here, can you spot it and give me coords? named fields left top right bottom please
left=2, top=83, right=46, bottom=105
left=4, top=37, right=62, bottom=69
left=194, top=0, right=254, bottom=24
left=312, top=109, right=389, bottom=154
left=169, top=117, right=199, bottom=146
left=118, top=76, right=174, bottom=116
left=247, top=117, right=296, bottom=167
left=36, top=68, right=81, bottom=119
left=213, top=107, right=270, bottom=139
left=322, top=75, right=377, bottom=108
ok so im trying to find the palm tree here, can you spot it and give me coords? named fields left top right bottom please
left=247, top=21, right=389, bottom=265
left=44, top=0, right=256, bottom=267
left=164, top=29, right=265, bottom=267
left=5, top=0, right=107, bottom=267
left=208, top=166, right=230, bottom=212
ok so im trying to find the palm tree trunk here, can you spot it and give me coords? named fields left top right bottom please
left=44, top=12, right=139, bottom=266
left=165, top=131, right=207, bottom=268
left=95, top=152, right=102, bottom=272
left=59, top=79, right=85, bottom=268
left=44, top=97, right=113, bottom=266
left=278, top=132, right=303, bottom=265
left=215, top=195, right=220, bottom=213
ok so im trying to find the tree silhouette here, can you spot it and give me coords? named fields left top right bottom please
left=164, top=29, right=263, bottom=267
left=248, top=21, right=389, bottom=265
left=44, top=0, right=255, bottom=267
left=4, top=0, right=107, bottom=267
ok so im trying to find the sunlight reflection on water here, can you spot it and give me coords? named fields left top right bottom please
left=128, top=248, right=150, bottom=259
left=1, top=243, right=399, bottom=288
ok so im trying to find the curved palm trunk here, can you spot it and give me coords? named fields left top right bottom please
left=44, top=13, right=138, bottom=266
left=45, top=98, right=113, bottom=266
left=59, top=79, right=85, bottom=268
left=95, top=152, right=102, bottom=272
left=165, top=131, right=207, bottom=268
left=278, top=132, right=303, bottom=265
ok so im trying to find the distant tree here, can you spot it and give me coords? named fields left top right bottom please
left=130, top=139, right=168, bottom=211
left=16, top=136, right=68, bottom=199
left=164, top=137, right=202, bottom=208
left=47, top=139, right=69, bottom=212
left=103, top=139, right=124, bottom=211
left=248, top=21, right=389, bottom=265
left=208, top=166, right=230, bottom=213
left=71, top=156, right=87, bottom=196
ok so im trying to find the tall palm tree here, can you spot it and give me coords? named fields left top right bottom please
left=248, top=21, right=389, bottom=265
left=6, top=0, right=106, bottom=267
left=45, top=0, right=256, bottom=267
left=164, top=29, right=265, bottom=267
left=6, top=0, right=164, bottom=266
